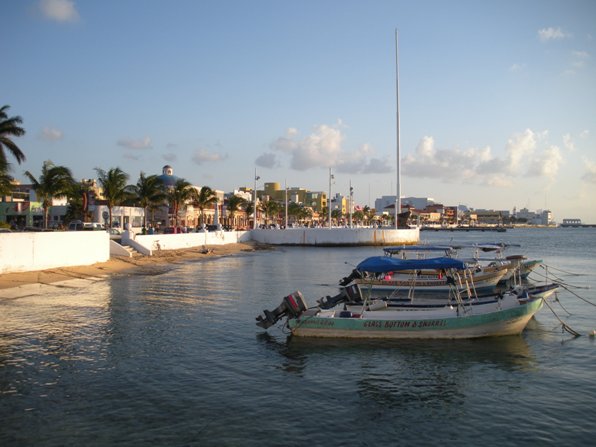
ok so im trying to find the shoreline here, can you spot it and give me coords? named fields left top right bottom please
left=0, top=241, right=267, bottom=292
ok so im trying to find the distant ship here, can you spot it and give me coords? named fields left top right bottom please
left=559, top=219, right=596, bottom=228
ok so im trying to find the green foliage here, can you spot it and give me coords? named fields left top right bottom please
left=0, top=105, right=26, bottom=166
left=24, top=160, right=75, bottom=228
left=95, top=167, right=130, bottom=227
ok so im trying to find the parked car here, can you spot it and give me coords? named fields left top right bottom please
left=68, top=221, right=105, bottom=231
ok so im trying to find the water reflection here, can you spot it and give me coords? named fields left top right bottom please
left=256, top=333, right=537, bottom=410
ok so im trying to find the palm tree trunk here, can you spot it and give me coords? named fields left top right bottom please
left=43, top=205, right=49, bottom=229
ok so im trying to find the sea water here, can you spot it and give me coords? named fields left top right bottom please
left=1, top=228, right=595, bottom=446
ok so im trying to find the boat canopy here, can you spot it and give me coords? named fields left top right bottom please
left=356, top=256, right=467, bottom=273
left=383, top=245, right=454, bottom=255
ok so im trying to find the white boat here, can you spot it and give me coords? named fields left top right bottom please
left=383, top=243, right=541, bottom=283
left=256, top=257, right=546, bottom=339
left=339, top=252, right=508, bottom=297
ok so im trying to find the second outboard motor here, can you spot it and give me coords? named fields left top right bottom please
left=317, top=290, right=348, bottom=309
left=256, top=291, right=308, bottom=329
left=339, top=269, right=362, bottom=287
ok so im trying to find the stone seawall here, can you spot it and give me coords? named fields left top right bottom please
left=0, top=227, right=419, bottom=274
left=250, top=227, right=420, bottom=246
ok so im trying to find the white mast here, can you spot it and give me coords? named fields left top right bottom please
left=394, top=29, right=401, bottom=229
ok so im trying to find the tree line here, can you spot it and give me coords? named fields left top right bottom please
left=1, top=104, right=378, bottom=230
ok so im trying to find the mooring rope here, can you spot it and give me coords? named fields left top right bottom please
left=555, top=281, right=596, bottom=308
left=542, top=298, right=582, bottom=337
left=531, top=268, right=590, bottom=290
left=540, top=263, right=585, bottom=276
left=553, top=292, right=572, bottom=316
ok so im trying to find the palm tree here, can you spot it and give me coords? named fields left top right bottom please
left=63, top=181, right=93, bottom=224
left=353, top=210, right=364, bottom=225
left=95, top=167, right=129, bottom=228
left=331, top=208, right=343, bottom=226
left=0, top=159, right=14, bottom=196
left=195, top=186, right=218, bottom=226
left=245, top=200, right=255, bottom=227
left=167, top=179, right=198, bottom=227
left=0, top=105, right=26, bottom=167
left=125, top=172, right=166, bottom=228
left=225, top=194, right=248, bottom=229
left=24, top=160, right=75, bottom=229
left=260, top=199, right=279, bottom=226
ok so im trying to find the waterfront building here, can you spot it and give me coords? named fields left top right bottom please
left=514, top=207, right=553, bottom=226
left=375, top=196, right=436, bottom=216
left=151, top=165, right=225, bottom=229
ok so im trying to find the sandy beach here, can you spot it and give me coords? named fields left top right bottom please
left=0, top=241, right=268, bottom=292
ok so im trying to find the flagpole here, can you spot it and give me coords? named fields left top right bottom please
left=395, top=29, right=401, bottom=229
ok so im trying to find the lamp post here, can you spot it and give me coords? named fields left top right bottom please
left=253, top=169, right=260, bottom=230
left=349, top=181, right=353, bottom=228
left=284, top=181, right=288, bottom=229
left=328, top=167, right=334, bottom=229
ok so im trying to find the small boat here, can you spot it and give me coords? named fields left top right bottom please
left=383, top=243, right=542, bottom=284
left=339, top=253, right=508, bottom=297
left=256, top=257, right=546, bottom=339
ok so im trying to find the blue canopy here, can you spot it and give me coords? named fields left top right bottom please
left=383, top=245, right=455, bottom=254
left=356, top=256, right=467, bottom=273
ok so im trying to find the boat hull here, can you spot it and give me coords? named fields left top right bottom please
left=288, top=297, right=543, bottom=339
left=351, top=268, right=506, bottom=297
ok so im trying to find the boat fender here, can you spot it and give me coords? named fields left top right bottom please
left=338, top=311, right=353, bottom=318
left=368, top=300, right=388, bottom=311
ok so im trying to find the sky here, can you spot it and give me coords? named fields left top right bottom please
left=3, top=0, right=596, bottom=222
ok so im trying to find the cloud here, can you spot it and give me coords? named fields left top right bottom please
left=255, top=152, right=278, bottom=169
left=527, top=145, right=562, bottom=178
left=503, top=129, right=538, bottom=174
left=39, top=127, right=63, bottom=141
left=162, top=153, right=177, bottom=162
left=509, top=63, right=525, bottom=73
left=271, top=124, right=343, bottom=170
left=117, top=136, right=152, bottom=150
left=361, top=157, right=393, bottom=174
left=39, top=0, right=80, bottom=22
left=582, top=159, right=596, bottom=184
left=538, top=27, right=569, bottom=42
left=191, top=148, right=227, bottom=165
left=402, top=129, right=564, bottom=186
left=563, top=134, right=575, bottom=151
left=571, top=50, right=590, bottom=69
left=403, top=136, right=494, bottom=181
left=270, top=122, right=391, bottom=174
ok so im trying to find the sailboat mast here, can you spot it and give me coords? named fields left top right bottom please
left=395, top=29, right=401, bottom=229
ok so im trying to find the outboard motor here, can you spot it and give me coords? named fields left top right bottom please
left=317, top=284, right=363, bottom=309
left=256, top=291, right=308, bottom=329
left=339, top=269, right=362, bottom=287
left=317, top=290, right=349, bottom=309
